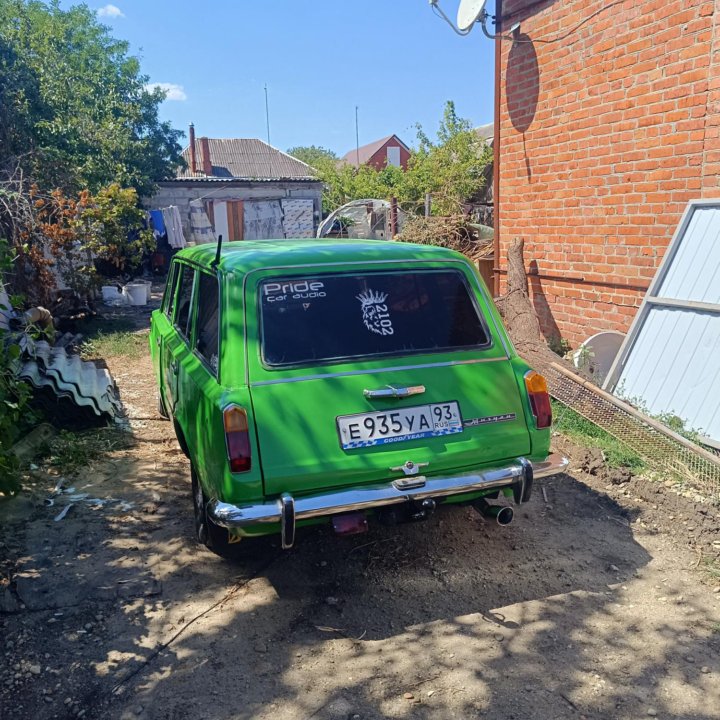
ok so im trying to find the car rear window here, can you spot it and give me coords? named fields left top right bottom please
left=259, top=269, right=490, bottom=367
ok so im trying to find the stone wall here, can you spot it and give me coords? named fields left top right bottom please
left=146, top=181, right=323, bottom=238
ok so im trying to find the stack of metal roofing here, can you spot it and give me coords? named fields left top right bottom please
left=18, top=339, right=123, bottom=424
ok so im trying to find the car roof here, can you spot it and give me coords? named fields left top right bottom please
left=174, top=239, right=469, bottom=274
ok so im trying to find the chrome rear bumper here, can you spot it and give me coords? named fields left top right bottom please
left=208, top=453, right=569, bottom=549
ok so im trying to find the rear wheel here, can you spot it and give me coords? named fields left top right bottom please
left=191, top=465, right=243, bottom=559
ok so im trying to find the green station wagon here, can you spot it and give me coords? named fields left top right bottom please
left=150, top=239, right=568, bottom=556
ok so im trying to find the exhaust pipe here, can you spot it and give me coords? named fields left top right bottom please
left=473, top=498, right=514, bottom=526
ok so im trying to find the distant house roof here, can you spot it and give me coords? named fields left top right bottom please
left=340, top=134, right=411, bottom=167
left=475, top=122, right=494, bottom=144
left=177, top=138, right=318, bottom=181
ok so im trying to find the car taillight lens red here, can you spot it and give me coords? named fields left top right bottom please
left=524, top=371, right=552, bottom=429
left=223, top=405, right=251, bottom=473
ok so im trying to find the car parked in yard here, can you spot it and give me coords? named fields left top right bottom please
left=150, top=239, right=568, bottom=557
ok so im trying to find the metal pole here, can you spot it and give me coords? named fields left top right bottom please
left=355, top=105, right=360, bottom=167
left=264, top=84, right=271, bottom=145
left=425, top=192, right=432, bottom=217
left=265, top=84, right=272, bottom=176
left=492, top=0, right=503, bottom=297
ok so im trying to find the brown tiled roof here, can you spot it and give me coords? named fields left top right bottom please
left=179, top=138, right=317, bottom=180
left=340, top=134, right=410, bottom=167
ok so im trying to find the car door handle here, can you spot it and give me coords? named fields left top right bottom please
left=363, top=385, right=425, bottom=399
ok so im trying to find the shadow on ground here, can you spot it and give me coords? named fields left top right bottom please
left=1, top=288, right=719, bottom=719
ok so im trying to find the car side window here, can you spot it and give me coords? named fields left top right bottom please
left=174, top=265, right=195, bottom=339
left=163, top=263, right=177, bottom=318
left=195, top=271, right=220, bottom=375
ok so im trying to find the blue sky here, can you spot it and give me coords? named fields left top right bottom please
left=87, top=1, right=496, bottom=155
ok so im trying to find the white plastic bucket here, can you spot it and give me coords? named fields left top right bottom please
left=123, top=282, right=148, bottom=306
left=101, top=285, right=125, bottom=305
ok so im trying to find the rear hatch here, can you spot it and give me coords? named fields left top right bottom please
left=247, top=266, right=531, bottom=496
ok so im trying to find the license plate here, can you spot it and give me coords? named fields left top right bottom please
left=337, top=401, right=463, bottom=449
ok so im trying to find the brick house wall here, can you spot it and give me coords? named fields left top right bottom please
left=498, top=0, right=720, bottom=346
left=366, top=137, right=411, bottom=171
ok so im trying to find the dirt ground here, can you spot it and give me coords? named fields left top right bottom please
left=1, top=292, right=719, bottom=720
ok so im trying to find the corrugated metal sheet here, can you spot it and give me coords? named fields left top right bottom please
left=656, top=206, right=720, bottom=304
left=605, top=200, right=720, bottom=447
left=19, top=340, right=123, bottom=420
left=179, top=139, right=316, bottom=180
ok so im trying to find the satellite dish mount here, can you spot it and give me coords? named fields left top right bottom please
left=430, top=0, right=515, bottom=40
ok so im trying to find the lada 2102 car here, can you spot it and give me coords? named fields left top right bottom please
left=150, top=239, right=568, bottom=557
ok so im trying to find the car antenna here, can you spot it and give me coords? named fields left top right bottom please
left=212, top=233, right=223, bottom=268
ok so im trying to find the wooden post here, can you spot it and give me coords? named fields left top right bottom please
left=390, top=196, right=398, bottom=238
left=424, top=192, right=432, bottom=217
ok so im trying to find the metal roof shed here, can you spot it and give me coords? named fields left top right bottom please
left=604, top=200, right=720, bottom=448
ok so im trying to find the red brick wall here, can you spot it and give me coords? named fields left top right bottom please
left=498, top=0, right=720, bottom=346
left=366, top=137, right=411, bottom=171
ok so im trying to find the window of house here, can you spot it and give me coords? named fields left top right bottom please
left=174, top=265, right=195, bottom=339
left=387, top=146, right=401, bottom=167
left=195, top=271, right=220, bottom=374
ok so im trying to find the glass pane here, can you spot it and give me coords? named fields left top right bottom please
left=163, top=263, right=177, bottom=318
left=175, top=265, right=195, bottom=337
left=259, top=270, right=489, bottom=367
left=195, top=272, right=220, bottom=373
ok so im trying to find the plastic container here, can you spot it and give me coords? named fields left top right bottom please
left=123, top=282, right=148, bottom=306
left=101, top=285, right=126, bottom=305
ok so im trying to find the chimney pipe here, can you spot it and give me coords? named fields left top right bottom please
left=199, top=137, right=212, bottom=176
left=189, top=123, right=197, bottom=175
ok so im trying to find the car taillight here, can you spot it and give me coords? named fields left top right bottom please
left=223, top=405, right=251, bottom=472
left=524, top=371, right=552, bottom=429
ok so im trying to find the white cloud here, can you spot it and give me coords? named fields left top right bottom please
left=97, top=4, right=124, bottom=18
left=145, top=82, right=188, bottom=102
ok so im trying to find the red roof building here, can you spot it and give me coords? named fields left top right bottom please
left=340, top=134, right=411, bottom=171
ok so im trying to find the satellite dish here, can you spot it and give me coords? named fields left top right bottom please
left=573, top=331, right=625, bottom=383
left=457, top=0, right=487, bottom=32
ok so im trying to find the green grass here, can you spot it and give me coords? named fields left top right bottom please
left=81, top=329, right=149, bottom=359
left=47, top=430, right=101, bottom=474
left=42, top=429, right=131, bottom=476
left=702, top=557, right=720, bottom=581
left=79, top=317, right=149, bottom=360
left=552, top=400, right=647, bottom=472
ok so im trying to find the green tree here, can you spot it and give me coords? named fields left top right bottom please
left=0, top=0, right=183, bottom=195
left=312, top=102, right=491, bottom=216
left=0, top=239, right=32, bottom=496
left=287, top=145, right=337, bottom=169
left=405, top=101, right=492, bottom=215
left=78, top=183, right=154, bottom=274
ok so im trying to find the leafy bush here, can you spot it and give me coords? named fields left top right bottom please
left=296, top=101, right=492, bottom=216
left=77, top=183, right=154, bottom=275
left=5, top=182, right=153, bottom=306
left=0, top=239, right=33, bottom=496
